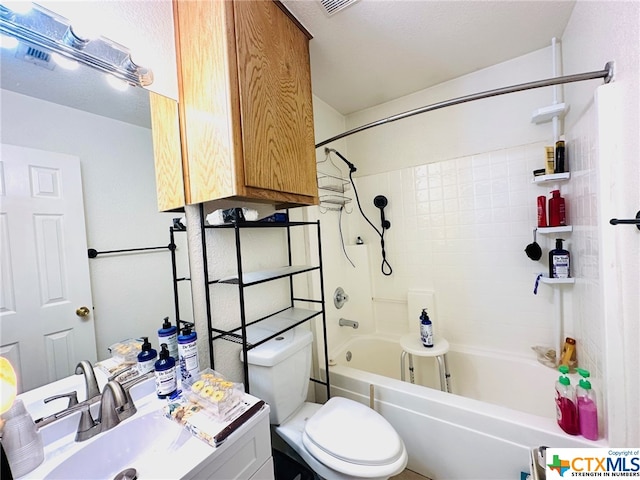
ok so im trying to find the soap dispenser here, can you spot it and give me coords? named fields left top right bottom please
left=555, top=365, right=579, bottom=435
left=137, top=337, right=158, bottom=375
left=576, top=368, right=599, bottom=440
left=158, top=317, right=178, bottom=361
left=549, top=238, right=570, bottom=279
left=178, top=326, right=199, bottom=381
left=154, top=344, right=177, bottom=399
left=419, top=309, right=433, bottom=348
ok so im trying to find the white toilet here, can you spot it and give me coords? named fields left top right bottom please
left=244, top=324, right=408, bottom=480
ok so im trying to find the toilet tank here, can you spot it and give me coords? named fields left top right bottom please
left=243, top=325, right=313, bottom=424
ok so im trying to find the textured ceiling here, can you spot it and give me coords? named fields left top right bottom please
left=1, top=0, right=577, bottom=126
left=283, top=0, right=577, bottom=115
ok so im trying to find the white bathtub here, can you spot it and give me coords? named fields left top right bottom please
left=327, top=334, right=605, bottom=480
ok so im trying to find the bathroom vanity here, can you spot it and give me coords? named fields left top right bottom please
left=15, top=373, right=274, bottom=479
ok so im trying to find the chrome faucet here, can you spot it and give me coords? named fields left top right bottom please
left=75, top=380, right=137, bottom=442
left=339, top=318, right=359, bottom=329
left=75, top=360, right=101, bottom=401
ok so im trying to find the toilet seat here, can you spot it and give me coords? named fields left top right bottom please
left=291, top=397, right=407, bottom=478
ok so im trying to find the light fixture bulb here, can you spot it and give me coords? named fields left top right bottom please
left=105, top=73, right=129, bottom=92
left=0, top=33, right=19, bottom=49
left=51, top=52, right=79, bottom=70
left=0, top=356, right=18, bottom=414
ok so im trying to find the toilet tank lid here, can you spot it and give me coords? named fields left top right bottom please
left=243, top=325, right=313, bottom=367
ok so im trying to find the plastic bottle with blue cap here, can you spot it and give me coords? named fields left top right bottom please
left=137, top=337, right=157, bottom=375
left=158, top=317, right=178, bottom=361
left=420, top=309, right=433, bottom=348
left=178, top=326, right=199, bottom=381
left=154, top=344, right=177, bottom=399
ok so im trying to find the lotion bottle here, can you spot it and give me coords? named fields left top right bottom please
left=137, top=337, right=157, bottom=375
left=576, top=369, right=599, bottom=440
left=154, top=343, right=177, bottom=399
left=420, top=309, right=433, bottom=348
left=549, top=238, right=570, bottom=279
left=555, top=365, right=579, bottom=435
left=158, top=317, right=178, bottom=361
left=178, top=326, right=199, bottom=380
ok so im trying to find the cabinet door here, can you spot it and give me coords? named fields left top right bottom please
left=150, top=91, right=185, bottom=211
left=234, top=0, right=317, bottom=198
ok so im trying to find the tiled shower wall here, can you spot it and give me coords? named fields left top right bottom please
left=348, top=138, right=602, bottom=366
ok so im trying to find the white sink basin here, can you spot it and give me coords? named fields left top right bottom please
left=44, top=410, right=192, bottom=480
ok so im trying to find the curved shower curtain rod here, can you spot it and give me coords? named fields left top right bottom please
left=315, top=62, right=614, bottom=149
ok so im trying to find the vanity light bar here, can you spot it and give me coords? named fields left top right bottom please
left=0, top=2, right=153, bottom=87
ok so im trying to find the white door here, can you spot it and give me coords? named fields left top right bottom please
left=0, top=144, right=97, bottom=393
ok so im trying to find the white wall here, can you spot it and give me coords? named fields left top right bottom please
left=1, top=90, right=180, bottom=361
left=310, top=0, right=639, bottom=446
left=561, top=0, right=640, bottom=447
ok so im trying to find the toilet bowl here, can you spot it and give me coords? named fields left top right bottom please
left=243, top=324, right=407, bottom=479
left=277, top=398, right=407, bottom=480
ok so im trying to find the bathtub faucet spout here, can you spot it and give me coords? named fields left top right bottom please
left=339, top=318, right=359, bottom=329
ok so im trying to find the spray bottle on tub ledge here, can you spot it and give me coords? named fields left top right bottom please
left=555, top=365, right=579, bottom=435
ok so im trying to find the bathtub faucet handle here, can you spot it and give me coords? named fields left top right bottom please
left=339, top=318, right=359, bottom=329
left=334, top=287, right=350, bottom=309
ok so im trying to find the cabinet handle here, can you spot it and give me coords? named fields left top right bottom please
left=609, top=211, right=640, bottom=231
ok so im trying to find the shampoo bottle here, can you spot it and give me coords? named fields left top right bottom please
left=555, top=365, right=579, bottom=435
left=154, top=343, right=177, bottom=399
left=420, top=309, right=433, bottom=348
left=549, top=238, right=570, bottom=279
left=576, top=368, right=599, bottom=440
left=548, top=190, right=567, bottom=227
left=555, top=139, right=566, bottom=173
left=178, top=326, right=199, bottom=380
left=137, top=337, right=157, bottom=375
left=158, top=317, right=178, bottom=361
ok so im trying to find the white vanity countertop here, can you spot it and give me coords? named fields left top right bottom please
left=16, top=373, right=270, bottom=480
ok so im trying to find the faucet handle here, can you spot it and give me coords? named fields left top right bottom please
left=44, top=391, right=78, bottom=408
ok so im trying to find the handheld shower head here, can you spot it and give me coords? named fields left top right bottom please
left=374, top=195, right=390, bottom=230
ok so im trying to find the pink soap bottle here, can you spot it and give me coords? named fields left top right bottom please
left=576, top=368, right=599, bottom=440
left=555, top=365, right=579, bottom=435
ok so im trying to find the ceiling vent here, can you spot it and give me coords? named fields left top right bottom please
left=15, top=43, right=54, bottom=70
left=319, top=0, right=359, bottom=16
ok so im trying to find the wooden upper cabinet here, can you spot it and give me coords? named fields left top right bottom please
left=172, top=0, right=318, bottom=208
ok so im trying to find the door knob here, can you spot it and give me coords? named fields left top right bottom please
left=76, top=306, right=90, bottom=317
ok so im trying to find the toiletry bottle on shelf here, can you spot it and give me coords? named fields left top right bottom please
left=555, top=139, right=566, bottom=173
left=137, top=337, right=158, bottom=375
left=548, top=190, right=567, bottom=227
left=560, top=337, right=577, bottom=369
left=154, top=343, right=177, bottom=399
left=158, top=317, right=178, bottom=361
left=420, top=309, right=433, bottom=348
left=555, top=365, right=579, bottom=435
left=545, top=146, right=555, bottom=175
left=576, top=368, right=599, bottom=440
left=537, top=196, right=547, bottom=227
left=178, top=326, right=199, bottom=380
left=549, top=238, right=570, bottom=278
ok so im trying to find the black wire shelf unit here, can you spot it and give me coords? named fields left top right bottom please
left=168, top=205, right=330, bottom=399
